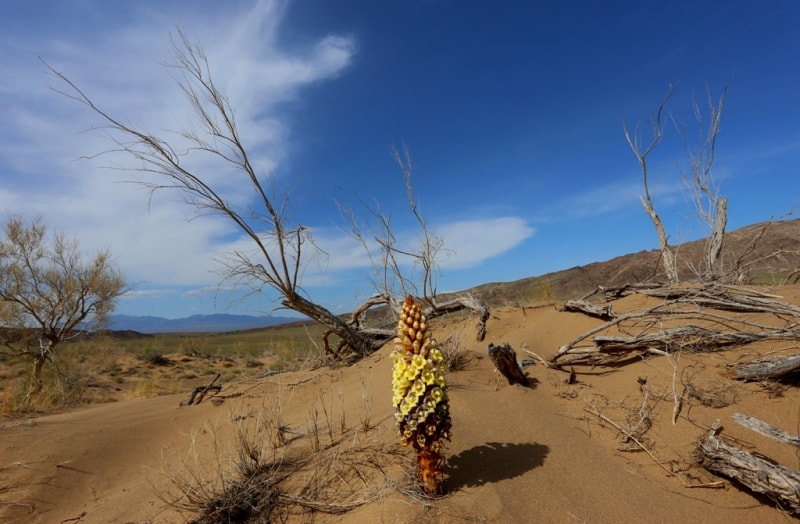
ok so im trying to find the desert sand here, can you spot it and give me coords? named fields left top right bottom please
left=3, top=288, right=800, bottom=523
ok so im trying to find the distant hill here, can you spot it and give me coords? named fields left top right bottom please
left=464, top=218, right=800, bottom=307
left=104, top=313, right=296, bottom=334
left=102, top=219, right=800, bottom=334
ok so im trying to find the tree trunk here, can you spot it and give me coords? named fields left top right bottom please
left=640, top=195, right=679, bottom=283
left=283, top=292, right=390, bottom=356
left=706, top=197, right=728, bottom=280
left=697, top=420, right=800, bottom=514
left=733, top=354, right=800, bottom=382
left=27, top=354, right=47, bottom=401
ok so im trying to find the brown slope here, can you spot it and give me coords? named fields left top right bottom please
left=467, top=218, right=800, bottom=307
left=3, top=290, right=799, bottom=522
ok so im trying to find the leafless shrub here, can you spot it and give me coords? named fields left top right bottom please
left=683, top=376, right=736, bottom=408
left=584, top=393, right=656, bottom=452
left=157, top=406, right=404, bottom=522
left=438, top=333, right=474, bottom=372
left=548, top=374, right=579, bottom=399
left=759, top=380, right=789, bottom=399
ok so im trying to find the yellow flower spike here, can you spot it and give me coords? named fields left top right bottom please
left=391, top=295, right=452, bottom=497
left=413, top=380, right=426, bottom=396
left=431, top=387, right=444, bottom=402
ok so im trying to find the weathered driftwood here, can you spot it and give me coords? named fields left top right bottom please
left=323, top=293, right=490, bottom=358
left=551, top=283, right=800, bottom=365
left=488, top=342, right=529, bottom=386
left=697, top=420, right=800, bottom=514
left=183, top=373, right=222, bottom=406
left=426, top=296, right=490, bottom=342
left=732, top=413, right=800, bottom=446
left=560, top=300, right=615, bottom=320
left=594, top=282, right=666, bottom=300
left=594, top=326, right=772, bottom=353
left=733, top=354, right=800, bottom=382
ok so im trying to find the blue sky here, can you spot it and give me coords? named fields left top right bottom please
left=1, top=0, right=799, bottom=319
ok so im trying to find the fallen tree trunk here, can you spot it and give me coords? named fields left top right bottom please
left=426, top=295, right=490, bottom=342
left=696, top=420, right=800, bottom=514
left=733, top=354, right=800, bottom=382
left=560, top=300, right=615, bottom=320
left=322, top=293, right=490, bottom=358
left=732, top=413, right=800, bottom=446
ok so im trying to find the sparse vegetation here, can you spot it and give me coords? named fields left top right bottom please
left=0, top=321, right=326, bottom=416
left=157, top=401, right=408, bottom=522
left=0, top=216, right=125, bottom=404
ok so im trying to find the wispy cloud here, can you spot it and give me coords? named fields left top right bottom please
left=435, top=217, right=534, bottom=269
left=0, top=0, right=357, bottom=303
left=122, top=288, right=178, bottom=300
left=533, top=174, right=685, bottom=224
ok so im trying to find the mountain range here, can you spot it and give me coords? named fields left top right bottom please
left=105, top=218, right=800, bottom=335
left=104, top=313, right=296, bottom=334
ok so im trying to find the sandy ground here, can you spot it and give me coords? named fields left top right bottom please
left=3, top=288, right=800, bottom=523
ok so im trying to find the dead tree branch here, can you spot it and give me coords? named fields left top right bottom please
left=732, top=413, right=800, bottom=446
left=697, top=421, right=800, bottom=514
left=552, top=284, right=800, bottom=366
left=733, top=355, right=800, bottom=382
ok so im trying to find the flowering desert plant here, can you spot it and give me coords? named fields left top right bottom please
left=391, top=295, right=452, bottom=495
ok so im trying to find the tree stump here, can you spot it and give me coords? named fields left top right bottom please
left=488, top=342, right=529, bottom=386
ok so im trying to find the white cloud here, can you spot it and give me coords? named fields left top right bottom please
left=299, top=217, right=535, bottom=280
left=435, top=217, right=534, bottom=269
left=123, top=288, right=177, bottom=300
left=0, top=0, right=357, bottom=309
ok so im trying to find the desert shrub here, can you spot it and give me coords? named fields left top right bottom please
left=0, top=363, right=86, bottom=415
left=158, top=407, right=406, bottom=523
left=439, top=334, right=474, bottom=372
left=124, top=378, right=160, bottom=399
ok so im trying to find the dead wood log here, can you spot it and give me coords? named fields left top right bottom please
left=597, top=282, right=667, bottom=300
left=733, top=354, right=800, bottom=382
left=732, top=413, right=800, bottom=446
left=560, top=299, right=615, bottom=320
left=594, top=326, right=764, bottom=353
left=697, top=420, right=800, bottom=513
left=183, top=373, right=221, bottom=406
left=488, top=342, right=529, bottom=386
left=425, top=295, right=490, bottom=342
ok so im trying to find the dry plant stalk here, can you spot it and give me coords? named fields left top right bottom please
left=391, top=295, right=452, bottom=496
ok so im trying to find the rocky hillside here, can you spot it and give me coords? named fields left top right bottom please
left=466, top=218, right=800, bottom=307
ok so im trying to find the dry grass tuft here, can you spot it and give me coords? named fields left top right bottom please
left=438, top=334, right=475, bottom=372
left=157, top=397, right=409, bottom=522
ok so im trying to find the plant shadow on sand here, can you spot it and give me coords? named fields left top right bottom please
left=446, top=441, right=549, bottom=490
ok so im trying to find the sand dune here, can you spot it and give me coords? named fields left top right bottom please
left=3, top=289, right=800, bottom=523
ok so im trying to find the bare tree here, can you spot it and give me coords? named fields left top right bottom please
left=623, top=83, right=680, bottom=283
left=624, top=83, right=729, bottom=283
left=338, top=144, right=490, bottom=347
left=389, top=143, right=445, bottom=305
left=678, top=85, right=728, bottom=281
left=45, top=31, right=400, bottom=357
left=0, top=216, right=126, bottom=401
